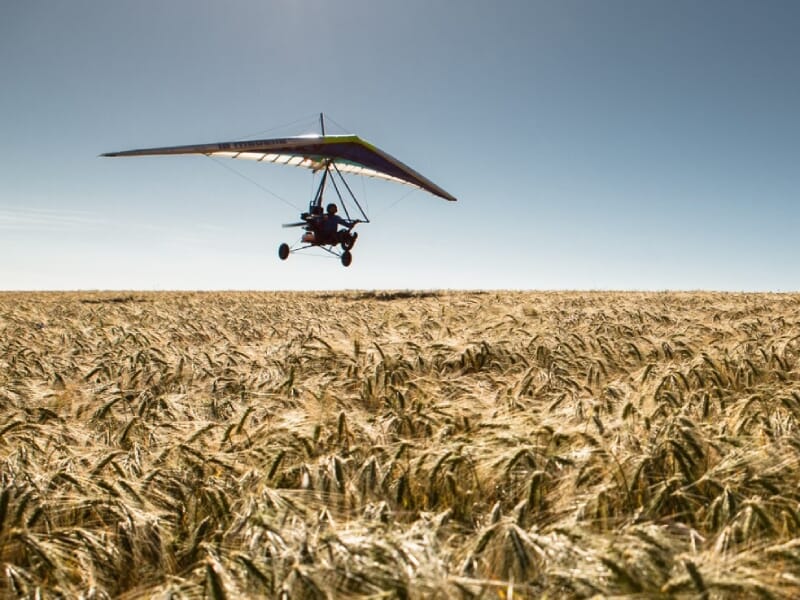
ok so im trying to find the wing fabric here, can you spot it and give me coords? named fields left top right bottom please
left=102, top=135, right=456, bottom=202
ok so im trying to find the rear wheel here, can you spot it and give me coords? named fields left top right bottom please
left=278, top=243, right=290, bottom=260
left=341, top=251, right=352, bottom=267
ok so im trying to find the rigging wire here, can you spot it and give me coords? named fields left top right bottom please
left=318, top=114, right=351, bottom=135
left=371, top=186, right=419, bottom=218
left=235, top=113, right=322, bottom=140
left=205, top=155, right=303, bottom=211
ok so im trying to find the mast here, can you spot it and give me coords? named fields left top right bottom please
left=310, top=113, right=329, bottom=210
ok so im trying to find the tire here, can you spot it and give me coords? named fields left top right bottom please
left=341, top=238, right=354, bottom=251
left=278, top=243, right=290, bottom=260
left=341, top=251, right=352, bottom=267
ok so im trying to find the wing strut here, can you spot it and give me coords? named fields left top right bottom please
left=331, top=161, right=370, bottom=223
left=311, top=164, right=329, bottom=210
left=308, top=161, right=370, bottom=223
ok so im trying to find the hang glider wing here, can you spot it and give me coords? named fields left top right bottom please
left=102, top=134, right=456, bottom=202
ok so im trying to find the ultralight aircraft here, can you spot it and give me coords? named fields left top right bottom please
left=102, top=114, right=456, bottom=267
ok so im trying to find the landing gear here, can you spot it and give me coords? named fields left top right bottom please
left=341, top=251, right=352, bottom=267
left=278, top=243, right=290, bottom=260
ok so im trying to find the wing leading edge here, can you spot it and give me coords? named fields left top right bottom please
left=102, top=134, right=456, bottom=202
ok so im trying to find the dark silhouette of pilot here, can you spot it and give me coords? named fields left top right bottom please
left=318, top=203, right=355, bottom=245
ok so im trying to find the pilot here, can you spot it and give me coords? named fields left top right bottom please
left=319, top=203, right=355, bottom=246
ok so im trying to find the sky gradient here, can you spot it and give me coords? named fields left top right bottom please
left=2, top=1, right=799, bottom=291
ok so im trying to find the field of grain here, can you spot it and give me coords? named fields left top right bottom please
left=2, top=291, right=800, bottom=598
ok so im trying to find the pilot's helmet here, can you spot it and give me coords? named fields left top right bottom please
left=326, top=203, right=338, bottom=215
left=312, top=205, right=323, bottom=215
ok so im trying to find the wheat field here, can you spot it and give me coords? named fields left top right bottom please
left=2, top=291, right=800, bottom=598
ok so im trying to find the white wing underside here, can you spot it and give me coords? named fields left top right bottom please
left=211, top=151, right=412, bottom=188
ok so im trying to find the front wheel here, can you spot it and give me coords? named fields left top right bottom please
left=341, top=251, right=352, bottom=267
left=278, top=243, right=290, bottom=260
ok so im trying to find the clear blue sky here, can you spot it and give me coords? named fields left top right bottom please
left=2, top=0, right=799, bottom=291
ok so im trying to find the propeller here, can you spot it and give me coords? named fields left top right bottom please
left=282, top=221, right=308, bottom=228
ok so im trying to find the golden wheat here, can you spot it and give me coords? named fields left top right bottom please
left=2, top=291, right=800, bottom=597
